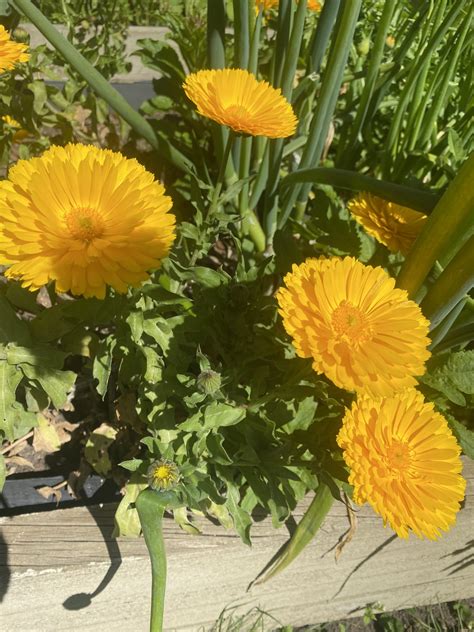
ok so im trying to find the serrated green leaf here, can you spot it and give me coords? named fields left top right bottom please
left=444, top=351, right=474, bottom=394
left=21, top=365, right=76, bottom=409
left=5, top=283, right=40, bottom=314
left=93, top=338, right=116, bottom=398
left=181, top=266, right=228, bottom=289
left=226, top=483, right=252, bottom=545
left=0, top=296, right=31, bottom=346
left=449, top=418, right=474, bottom=460
left=143, top=317, right=171, bottom=353
left=141, top=347, right=162, bottom=383
left=126, top=311, right=144, bottom=343
left=421, top=350, right=474, bottom=405
left=203, top=402, right=246, bottom=430
left=119, top=459, right=144, bottom=472
left=0, top=361, right=23, bottom=423
left=6, top=345, right=66, bottom=369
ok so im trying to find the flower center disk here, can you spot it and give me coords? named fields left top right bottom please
left=386, top=440, right=412, bottom=475
left=65, top=207, right=104, bottom=243
left=331, top=300, right=371, bottom=344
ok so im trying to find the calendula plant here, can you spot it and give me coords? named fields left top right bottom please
left=0, top=1, right=473, bottom=630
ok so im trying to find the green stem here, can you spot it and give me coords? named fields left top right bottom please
left=249, top=9, right=263, bottom=74
left=239, top=136, right=252, bottom=235
left=420, top=235, right=474, bottom=330
left=281, top=0, right=362, bottom=226
left=429, top=297, right=467, bottom=350
left=9, top=0, right=191, bottom=173
left=207, top=0, right=232, bottom=170
left=381, top=1, right=466, bottom=178
left=135, top=489, right=174, bottom=632
left=339, top=0, right=396, bottom=168
left=209, top=131, right=234, bottom=216
left=307, top=0, right=341, bottom=74
left=271, top=0, right=292, bottom=87
left=233, top=0, right=249, bottom=68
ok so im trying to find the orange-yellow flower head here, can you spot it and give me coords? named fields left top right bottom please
left=276, top=257, right=431, bottom=397
left=0, top=144, right=175, bottom=299
left=348, top=193, right=427, bottom=255
left=256, top=0, right=279, bottom=10
left=0, top=25, right=29, bottom=74
left=300, top=0, right=322, bottom=11
left=337, top=391, right=466, bottom=540
left=183, top=69, right=298, bottom=138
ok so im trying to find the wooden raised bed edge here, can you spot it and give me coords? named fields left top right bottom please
left=1, top=458, right=473, bottom=631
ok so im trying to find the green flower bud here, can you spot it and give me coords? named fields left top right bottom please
left=358, top=37, right=370, bottom=56
left=196, top=369, right=222, bottom=395
left=147, top=460, right=180, bottom=491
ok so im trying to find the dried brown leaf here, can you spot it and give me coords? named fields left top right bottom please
left=5, top=455, right=35, bottom=472
left=36, top=482, right=66, bottom=506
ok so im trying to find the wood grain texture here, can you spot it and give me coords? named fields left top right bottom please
left=1, top=458, right=473, bottom=631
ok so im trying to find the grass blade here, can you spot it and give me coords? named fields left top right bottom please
left=397, top=153, right=474, bottom=298
left=251, top=482, right=334, bottom=585
left=281, top=0, right=363, bottom=226
left=307, top=0, right=341, bottom=74
left=339, top=0, right=396, bottom=168
left=282, top=167, right=439, bottom=213
left=421, top=235, right=474, bottom=330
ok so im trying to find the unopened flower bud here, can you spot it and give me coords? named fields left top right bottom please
left=147, top=460, right=180, bottom=491
left=197, top=369, right=221, bottom=395
left=358, top=37, right=370, bottom=56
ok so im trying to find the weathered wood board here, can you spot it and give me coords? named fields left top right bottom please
left=1, top=458, right=473, bottom=631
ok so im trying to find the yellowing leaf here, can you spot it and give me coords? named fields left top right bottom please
left=33, top=415, right=61, bottom=453
left=84, top=423, right=117, bottom=476
left=113, top=477, right=147, bottom=538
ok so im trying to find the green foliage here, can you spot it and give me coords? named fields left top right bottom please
left=1, top=0, right=472, bottom=566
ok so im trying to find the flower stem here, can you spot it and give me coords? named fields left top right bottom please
left=135, top=489, right=174, bottom=632
left=209, top=130, right=234, bottom=216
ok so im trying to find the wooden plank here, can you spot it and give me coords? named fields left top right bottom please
left=1, top=458, right=473, bottom=631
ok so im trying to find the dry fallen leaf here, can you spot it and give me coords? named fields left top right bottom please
left=5, top=455, right=35, bottom=474
left=36, top=481, right=67, bottom=506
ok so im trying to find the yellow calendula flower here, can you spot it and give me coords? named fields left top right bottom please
left=0, top=25, right=29, bottom=74
left=276, top=256, right=431, bottom=397
left=0, top=143, right=175, bottom=299
left=255, top=0, right=279, bottom=10
left=348, top=193, right=427, bottom=255
left=1, top=115, right=29, bottom=142
left=337, top=391, right=466, bottom=540
left=302, top=0, right=322, bottom=11
left=183, top=68, right=298, bottom=138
